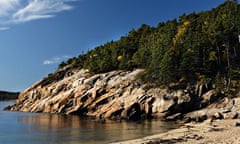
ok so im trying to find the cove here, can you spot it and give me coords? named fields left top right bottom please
left=0, top=101, right=177, bottom=144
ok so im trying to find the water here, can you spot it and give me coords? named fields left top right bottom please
left=0, top=101, right=177, bottom=144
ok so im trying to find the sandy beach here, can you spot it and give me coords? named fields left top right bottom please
left=112, top=119, right=240, bottom=144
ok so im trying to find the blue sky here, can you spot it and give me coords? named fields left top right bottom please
left=0, top=0, right=228, bottom=91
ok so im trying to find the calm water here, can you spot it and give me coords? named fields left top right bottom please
left=0, top=101, right=177, bottom=144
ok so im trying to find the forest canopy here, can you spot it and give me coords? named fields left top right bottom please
left=59, top=1, right=240, bottom=88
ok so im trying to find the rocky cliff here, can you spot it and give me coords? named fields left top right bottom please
left=6, top=68, right=240, bottom=121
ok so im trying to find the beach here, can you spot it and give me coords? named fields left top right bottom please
left=114, top=119, right=240, bottom=144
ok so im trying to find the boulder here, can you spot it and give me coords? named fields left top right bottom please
left=200, top=89, right=218, bottom=108
left=213, top=112, right=224, bottom=120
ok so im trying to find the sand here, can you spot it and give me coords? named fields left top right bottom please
left=111, top=119, right=240, bottom=144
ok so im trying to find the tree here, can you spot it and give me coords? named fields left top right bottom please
left=57, top=1, right=240, bottom=89
left=158, top=49, right=178, bottom=84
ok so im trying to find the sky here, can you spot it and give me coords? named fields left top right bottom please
left=0, top=0, right=230, bottom=92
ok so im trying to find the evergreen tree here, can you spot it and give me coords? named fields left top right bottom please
left=57, top=1, right=240, bottom=89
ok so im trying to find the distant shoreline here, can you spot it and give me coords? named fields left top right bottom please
left=0, top=91, right=19, bottom=101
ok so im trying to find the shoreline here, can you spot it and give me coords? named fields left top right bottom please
left=0, top=91, right=19, bottom=101
left=112, top=119, right=240, bottom=144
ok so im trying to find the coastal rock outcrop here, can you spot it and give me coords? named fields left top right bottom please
left=183, top=97, right=240, bottom=122
left=6, top=68, right=235, bottom=121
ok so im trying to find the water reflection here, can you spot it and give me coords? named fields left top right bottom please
left=18, top=114, right=177, bottom=144
left=19, top=114, right=82, bottom=130
left=0, top=101, right=177, bottom=144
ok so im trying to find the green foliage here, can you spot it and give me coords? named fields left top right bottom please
left=41, top=70, right=66, bottom=87
left=159, top=49, right=178, bottom=84
left=0, top=91, right=19, bottom=100
left=58, top=1, right=240, bottom=88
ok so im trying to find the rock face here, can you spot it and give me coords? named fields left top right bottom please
left=183, top=97, right=240, bottom=122
left=6, top=68, right=237, bottom=121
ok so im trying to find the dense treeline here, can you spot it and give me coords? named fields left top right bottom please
left=59, top=1, right=240, bottom=89
left=0, top=91, right=19, bottom=100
